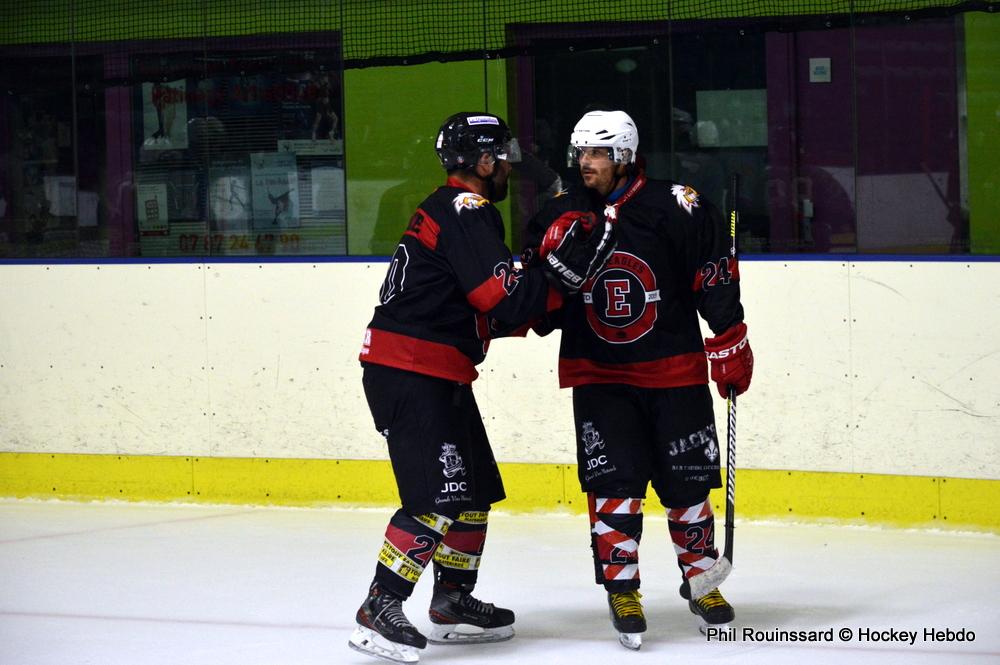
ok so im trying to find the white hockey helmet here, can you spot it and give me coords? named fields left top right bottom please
left=570, top=110, right=638, bottom=164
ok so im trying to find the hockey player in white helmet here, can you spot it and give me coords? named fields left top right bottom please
left=523, top=109, right=753, bottom=650
left=569, top=109, right=639, bottom=194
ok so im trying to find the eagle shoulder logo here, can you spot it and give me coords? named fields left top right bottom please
left=670, top=184, right=700, bottom=215
left=453, top=192, right=489, bottom=213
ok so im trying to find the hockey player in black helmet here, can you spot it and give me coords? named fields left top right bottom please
left=348, top=111, right=616, bottom=663
left=435, top=111, right=520, bottom=200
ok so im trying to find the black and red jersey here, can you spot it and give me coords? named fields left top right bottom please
left=524, top=172, right=744, bottom=389
left=361, top=177, right=561, bottom=384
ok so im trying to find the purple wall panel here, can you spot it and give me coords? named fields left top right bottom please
left=793, top=29, right=858, bottom=251
left=0, top=97, right=9, bottom=239
left=853, top=21, right=961, bottom=251
left=765, top=32, right=798, bottom=252
left=853, top=21, right=959, bottom=176
left=104, top=52, right=135, bottom=256
left=795, top=30, right=855, bottom=168
left=765, top=18, right=959, bottom=252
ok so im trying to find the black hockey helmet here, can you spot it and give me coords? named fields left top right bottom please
left=435, top=112, right=521, bottom=170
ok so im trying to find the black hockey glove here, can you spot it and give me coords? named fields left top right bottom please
left=543, top=219, right=617, bottom=294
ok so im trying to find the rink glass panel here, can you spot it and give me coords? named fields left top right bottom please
left=518, top=13, right=979, bottom=255
left=0, top=36, right=346, bottom=259
left=1, top=6, right=998, bottom=258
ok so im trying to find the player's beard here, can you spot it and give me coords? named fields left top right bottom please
left=487, top=166, right=509, bottom=202
left=581, top=162, right=626, bottom=197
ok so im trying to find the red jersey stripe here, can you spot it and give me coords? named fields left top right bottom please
left=546, top=285, right=564, bottom=312
left=559, top=353, right=708, bottom=389
left=360, top=328, right=478, bottom=384
left=467, top=275, right=508, bottom=313
left=403, top=209, right=441, bottom=250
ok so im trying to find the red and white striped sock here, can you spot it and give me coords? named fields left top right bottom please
left=667, top=499, right=719, bottom=580
left=588, top=494, right=643, bottom=590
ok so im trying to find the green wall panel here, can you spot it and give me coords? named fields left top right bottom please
left=5, top=1, right=981, bottom=51
left=965, top=11, right=1000, bottom=254
left=344, top=58, right=511, bottom=256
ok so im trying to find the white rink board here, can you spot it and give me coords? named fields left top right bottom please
left=0, top=260, right=998, bottom=479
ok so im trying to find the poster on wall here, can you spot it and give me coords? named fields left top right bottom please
left=276, top=139, right=343, bottom=156
left=77, top=191, right=99, bottom=228
left=166, top=170, right=199, bottom=221
left=250, top=152, right=300, bottom=229
left=277, top=69, right=344, bottom=155
left=136, top=183, right=169, bottom=233
left=209, top=162, right=251, bottom=233
left=311, top=166, right=345, bottom=214
left=279, top=70, right=341, bottom=139
left=141, top=80, right=189, bottom=150
left=43, top=176, right=77, bottom=217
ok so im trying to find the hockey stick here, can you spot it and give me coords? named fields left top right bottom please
left=688, top=174, right=739, bottom=600
left=723, top=172, right=739, bottom=566
left=723, top=386, right=736, bottom=563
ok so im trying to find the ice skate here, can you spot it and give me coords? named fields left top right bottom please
left=348, top=583, right=427, bottom=663
left=427, top=582, right=515, bottom=644
left=607, top=590, right=646, bottom=650
left=680, top=579, right=735, bottom=634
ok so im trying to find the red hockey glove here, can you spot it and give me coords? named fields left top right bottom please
left=539, top=211, right=597, bottom=258
left=704, top=322, right=753, bottom=399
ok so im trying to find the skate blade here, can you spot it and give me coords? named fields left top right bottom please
left=427, top=623, right=514, bottom=644
left=348, top=625, right=421, bottom=663
left=618, top=632, right=643, bottom=650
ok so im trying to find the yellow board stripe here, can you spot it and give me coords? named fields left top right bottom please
left=0, top=453, right=996, bottom=532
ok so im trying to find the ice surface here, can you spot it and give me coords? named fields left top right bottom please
left=1, top=500, right=997, bottom=664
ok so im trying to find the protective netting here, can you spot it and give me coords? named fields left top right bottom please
left=0, top=0, right=996, bottom=67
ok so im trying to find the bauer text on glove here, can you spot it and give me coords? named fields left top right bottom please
left=543, top=219, right=617, bottom=294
